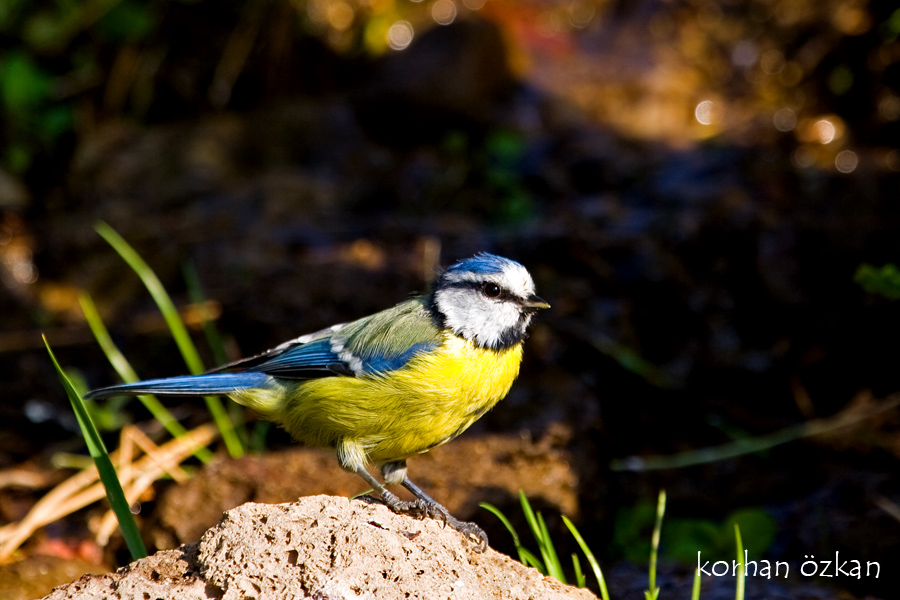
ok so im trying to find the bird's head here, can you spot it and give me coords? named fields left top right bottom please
left=431, top=253, right=549, bottom=350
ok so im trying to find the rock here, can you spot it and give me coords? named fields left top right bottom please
left=43, top=496, right=596, bottom=600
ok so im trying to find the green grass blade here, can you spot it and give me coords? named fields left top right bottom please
left=44, top=335, right=146, bottom=561
left=562, top=515, right=610, bottom=600
left=79, top=293, right=213, bottom=464
left=95, top=221, right=243, bottom=458
left=519, top=492, right=555, bottom=578
left=645, top=490, right=666, bottom=600
left=480, top=502, right=530, bottom=567
left=521, top=549, right=547, bottom=573
left=692, top=567, right=702, bottom=600
left=519, top=490, right=541, bottom=539
left=537, top=511, right=566, bottom=583
left=572, top=553, right=585, bottom=588
left=734, top=524, right=745, bottom=600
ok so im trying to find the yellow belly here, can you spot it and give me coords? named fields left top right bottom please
left=232, top=334, right=523, bottom=465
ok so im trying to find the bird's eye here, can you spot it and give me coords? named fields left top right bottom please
left=482, top=282, right=502, bottom=298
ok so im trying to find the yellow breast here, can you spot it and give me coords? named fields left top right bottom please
left=233, top=334, right=524, bottom=465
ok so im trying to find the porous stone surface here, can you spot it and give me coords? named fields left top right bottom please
left=43, top=495, right=596, bottom=600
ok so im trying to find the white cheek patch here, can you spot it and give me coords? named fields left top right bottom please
left=435, top=288, right=525, bottom=349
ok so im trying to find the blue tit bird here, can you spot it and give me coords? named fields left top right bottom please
left=85, top=253, right=549, bottom=550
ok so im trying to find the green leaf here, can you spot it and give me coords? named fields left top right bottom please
left=855, top=263, right=900, bottom=300
left=0, top=51, right=51, bottom=113
left=22, top=10, right=70, bottom=52
left=612, top=500, right=655, bottom=562
left=719, top=508, right=777, bottom=558
left=44, top=335, right=146, bottom=561
left=99, top=0, right=156, bottom=41
left=661, top=518, right=720, bottom=562
left=39, top=105, right=74, bottom=141
left=885, top=8, right=900, bottom=41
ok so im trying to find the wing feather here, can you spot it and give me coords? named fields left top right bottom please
left=209, top=297, right=443, bottom=380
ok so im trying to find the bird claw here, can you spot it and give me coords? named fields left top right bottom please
left=456, top=522, right=489, bottom=553
left=378, top=494, right=488, bottom=552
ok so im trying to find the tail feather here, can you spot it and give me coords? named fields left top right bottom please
left=84, top=372, right=270, bottom=399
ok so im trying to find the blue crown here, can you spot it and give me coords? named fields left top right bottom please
left=448, top=253, right=519, bottom=275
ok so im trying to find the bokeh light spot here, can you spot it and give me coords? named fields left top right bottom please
left=773, top=108, right=796, bottom=132
left=326, top=1, right=354, bottom=31
left=432, top=0, right=457, bottom=25
left=835, top=150, right=858, bottom=173
left=886, top=150, right=900, bottom=172
left=833, top=5, right=871, bottom=35
left=731, top=40, right=757, bottom=67
left=4, top=244, right=38, bottom=284
left=878, top=95, right=900, bottom=121
left=462, top=0, right=485, bottom=9
left=792, top=146, right=815, bottom=169
left=387, top=21, right=414, bottom=50
left=760, top=49, right=784, bottom=75
left=812, top=119, right=836, bottom=144
left=779, top=62, right=804, bottom=86
left=695, top=100, right=723, bottom=125
left=568, top=1, right=596, bottom=28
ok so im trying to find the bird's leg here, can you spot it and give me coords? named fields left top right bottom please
left=348, top=464, right=420, bottom=512
left=340, top=442, right=487, bottom=551
left=338, top=440, right=420, bottom=513
left=378, top=460, right=488, bottom=552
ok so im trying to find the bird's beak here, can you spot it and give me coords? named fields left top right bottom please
left=522, top=295, right=550, bottom=310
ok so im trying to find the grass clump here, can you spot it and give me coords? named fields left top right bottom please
left=483, top=490, right=751, bottom=600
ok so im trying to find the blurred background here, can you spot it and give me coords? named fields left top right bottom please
left=1, top=0, right=899, bottom=598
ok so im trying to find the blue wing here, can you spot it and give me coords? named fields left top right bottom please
left=85, top=298, right=443, bottom=399
left=247, top=337, right=351, bottom=378
left=212, top=298, right=443, bottom=379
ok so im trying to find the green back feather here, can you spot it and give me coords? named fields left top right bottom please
left=337, top=297, right=443, bottom=361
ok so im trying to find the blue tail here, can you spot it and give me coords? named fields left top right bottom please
left=84, top=372, right=270, bottom=399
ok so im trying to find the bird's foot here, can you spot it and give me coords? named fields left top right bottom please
left=379, top=491, right=488, bottom=552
